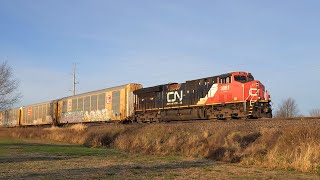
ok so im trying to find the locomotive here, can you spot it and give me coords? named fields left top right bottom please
left=0, top=71, right=271, bottom=127
left=133, top=71, right=272, bottom=122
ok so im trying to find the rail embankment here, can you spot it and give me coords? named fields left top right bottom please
left=1, top=119, right=320, bottom=174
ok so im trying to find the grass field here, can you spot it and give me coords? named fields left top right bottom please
left=3, top=119, right=320, bottom=173
left=0, top=137, right=319, bottom=179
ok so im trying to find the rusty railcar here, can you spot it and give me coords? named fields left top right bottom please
left=0, top=108, right=20, bottom=127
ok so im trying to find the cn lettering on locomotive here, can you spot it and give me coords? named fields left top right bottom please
left=167, top=90, right=183, bottom=105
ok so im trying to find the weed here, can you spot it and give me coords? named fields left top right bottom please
left=164, top=173, right=178, bottom=180
left=68, top=124, right=87, bottom=132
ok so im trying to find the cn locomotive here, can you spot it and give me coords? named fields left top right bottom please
left=0, top=71, right=272, bottom=127
left=134, top=71, right=272, bottom=122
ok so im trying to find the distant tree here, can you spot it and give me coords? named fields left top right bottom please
left=309, top=108, right=320, bottom=117
left=0, top=61, right=21, bottom=110
left=274, top=97, right=299, bottom=118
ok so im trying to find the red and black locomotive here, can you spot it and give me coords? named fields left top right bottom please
left=133, top=71, right=272, bottom=122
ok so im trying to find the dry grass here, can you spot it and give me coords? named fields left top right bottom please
left=1, top=119, right=320, bottom=174
left=67, top=124, right=88, bottom=132
left=1, top=138, right=317, bottom=179
left=241, top=126, right=320, bottom=173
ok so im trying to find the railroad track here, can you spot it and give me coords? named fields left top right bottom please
left=58, top=116, right=320, bottom=129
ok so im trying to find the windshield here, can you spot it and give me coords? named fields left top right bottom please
left=234, top=76, right=247, bottom=83
left=248, top=75, right=254, bottom=82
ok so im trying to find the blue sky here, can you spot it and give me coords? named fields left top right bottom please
left=0, top=0, right=319, bottom=115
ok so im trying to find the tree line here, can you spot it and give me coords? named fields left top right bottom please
left=0, top=61, right=20, bottom=110
left=274, top=97, right=320, bottom=118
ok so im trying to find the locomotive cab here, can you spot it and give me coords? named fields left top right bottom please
left=230, top=72, right=272, bottom=118
left=231, top=72, right=269, bottom=101
left=213, top=72, right=272, bottom=118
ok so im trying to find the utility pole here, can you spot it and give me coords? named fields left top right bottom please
left=73, top=63, right=78, bottom=96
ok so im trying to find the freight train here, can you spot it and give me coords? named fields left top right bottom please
left=0, top=71, right=272, bottom=127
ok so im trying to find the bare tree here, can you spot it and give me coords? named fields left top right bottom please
left=0, top=61, right=21, bottom=110
left=309, top=108, right=320, bottom=117
left=274, top=97, right=299, bottom=118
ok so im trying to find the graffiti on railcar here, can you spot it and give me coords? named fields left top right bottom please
left=12, top=120, right=17, bottom=126
left=3, top=120, right=17, bottom=127
left=84, top=109, right=112, bottom=122
left=27, top=116, right=52, bottom=125
left=61, top=111, right=84, bottom=123
left=46, top=116, right=53, bottom=122
left=60, top=109, right=113, bottom=123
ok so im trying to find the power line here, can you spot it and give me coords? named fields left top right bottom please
left=73, top=63, right=79, bottom=96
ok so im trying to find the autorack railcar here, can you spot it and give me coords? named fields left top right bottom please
left=20, top=101, right=54, bottom=126
left=0, top=108, right=20, bottom=127
left=0, top=83, right=142, bottom=127
left=57, top=83, right=142, bottom=124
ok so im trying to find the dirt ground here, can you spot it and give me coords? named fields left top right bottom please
left=0, top=138, right=318, bottom=179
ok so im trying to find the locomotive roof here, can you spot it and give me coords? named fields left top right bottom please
left=134, top=71, right=251, bottom=94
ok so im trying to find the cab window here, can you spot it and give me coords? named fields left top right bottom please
left=220, top=76, right=231, bottom=84
left=248, top=75, right=254, bottom=82
left=234, top=76, right=247, bottom=83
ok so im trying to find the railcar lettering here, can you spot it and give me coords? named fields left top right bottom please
left=167, top=91, right=183, bottom=105
left=106, top=95, right=112, bottom=104
left=221, top=85, right=230, bottom=91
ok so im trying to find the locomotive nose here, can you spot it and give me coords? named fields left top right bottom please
left=256, top=81, right=267, bottom=100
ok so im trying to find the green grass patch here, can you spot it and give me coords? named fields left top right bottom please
left=0, top=137, right=126, bottom=158
left=24, top=145, right=112, bottom=157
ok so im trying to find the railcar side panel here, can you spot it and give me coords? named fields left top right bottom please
left=0, top=108, right=20, bottom=127
left=20, top=102, right=53, bottom=126
left=0, top=111, right=3, bottom=127
left=58, top=83, right=142, bottom=124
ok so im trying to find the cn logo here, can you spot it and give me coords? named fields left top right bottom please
left=167, top=91, right=183, bottom=105
left=249, top=88, right=258, bottom=97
